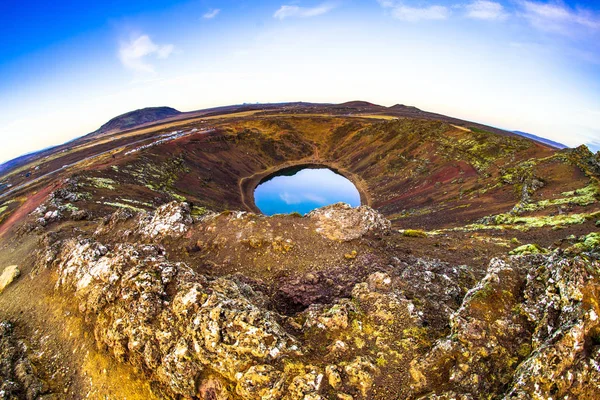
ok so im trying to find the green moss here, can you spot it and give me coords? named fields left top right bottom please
left=583, top=232, right=600, bottom=248
left=568, top=232, right=600, bottom=254
left=471, top=282, right=495, bottom=300
left=85, top=177, right=117, bottom=190
left=100, top=202, right=144, bottom=212
left=124, top=156, right=188, bottom=197
left=375, top=356, right=388, bottom=367
left=402, top=229, right=428, bottom=238
left=62, top=203, right=79, bottom=212
left=509, top=243, right=548, bottom=255
left=191, top=206, right=208, bottom=217
left=402, top=326, right=429, bottom=338
left=119, top=198, right=153, bottom=208
left=516, top=183, right=599, bottom=213
left=169, top=192, right=186, bottom=202
left=478, top=212, right=592, bottom=231
left=517, top=343, right=532, bottom=358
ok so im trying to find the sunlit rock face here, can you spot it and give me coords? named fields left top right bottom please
left=307, top=203, right=391, bottom=241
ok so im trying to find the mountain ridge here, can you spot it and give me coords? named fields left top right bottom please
left=0, top=101, right=581, bottom=177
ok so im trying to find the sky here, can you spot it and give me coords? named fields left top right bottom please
left=0, top=0, right=599, bottom=163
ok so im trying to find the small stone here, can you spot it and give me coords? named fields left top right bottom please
left=0, top=265, right=20, bottom=293
left=326, top=365, right=342, bottom=389
left=367, top=272, right=392, bottom=291
left=305, top=273, right=318, bottom=284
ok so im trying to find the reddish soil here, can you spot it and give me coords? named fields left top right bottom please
left=0, top=183, right=56, bottom=239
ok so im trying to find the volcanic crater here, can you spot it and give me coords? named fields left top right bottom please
left=0, top=102, right=599, bottom=399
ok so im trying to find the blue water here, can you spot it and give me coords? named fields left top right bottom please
left=254, top=167, right=361, bottom=216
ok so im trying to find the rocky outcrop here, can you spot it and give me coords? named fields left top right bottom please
left=40, top=231, right=423, bottom=398
left=51, top=239, right=298, bottom=398
left=138, top=201, right=193, bottom=239
left=307, top=203, right=391, bottom=241
left=29, top=202, right=600, bottom=398
left=411, top=253, right=600, bottom=398
left=505, top=254, right=600, bottom=398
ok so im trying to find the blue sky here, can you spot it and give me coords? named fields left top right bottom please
left=1, top=0, right=599, bottom=163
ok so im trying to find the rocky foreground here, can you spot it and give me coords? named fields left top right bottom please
left=2, top=202, right=599, bottom=399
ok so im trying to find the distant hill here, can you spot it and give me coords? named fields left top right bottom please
left=388, top=104, right=422, bottom=113
left=513, top=131, right=567, bottom=149
left=93, top=107, right=181, bottom=136
left=339, top=101, right=377, bottom=108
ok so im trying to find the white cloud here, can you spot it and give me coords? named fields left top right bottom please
left=303, top=193, right=327, bottom=204
left=378, top=1, right=450, bottom=22
left=274, top=3, right=337, bottom=19
left=520, top=1, right=600, bottom=34
left=280, top=192, right=301, bottom=204
left=119, top=35, right=174, bottom=74
left=465, top=1, right=508, bottom=21
left=203, top=9, right=221, bottom=19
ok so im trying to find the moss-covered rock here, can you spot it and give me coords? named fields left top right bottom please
left=566, top=232, right=600, bottom=255
left=509, top=243, right=548, bottom=255
left=402, top=229, right=428, bottom=238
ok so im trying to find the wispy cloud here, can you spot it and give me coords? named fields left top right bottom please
left=119, top=34, right=174, bottom=74
left=274, top=2, right=337, bottom=20
left=520, top=1, right=600, bottom=34
left=303, top=193, right=327, bottom=204
left=279, top=192, right=327, bottom=204
left=465, top=1, right=508, bottom=21
left=280, top=192, right=301, bottom=204
left=203, top=9, right=221, bottom=19
left=378, top=1, right=450, bottom=22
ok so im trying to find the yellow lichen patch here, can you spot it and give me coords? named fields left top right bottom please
left=344, top=250, right=358, bottom=259
left=82, top=350, right=161, bottom=400
left=272, top=236, right=293, bottom=253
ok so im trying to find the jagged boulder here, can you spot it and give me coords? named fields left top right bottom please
left=138, top=201, right=193, bottom=239
left=307, top=203, right=390, bottom=241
